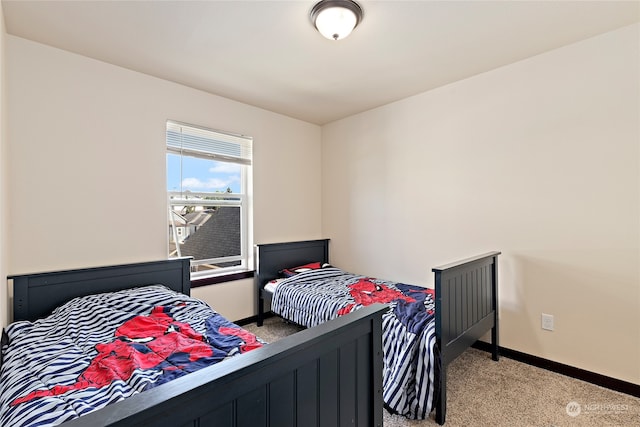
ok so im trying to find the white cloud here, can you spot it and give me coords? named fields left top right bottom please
left=182, top=177, right=234, bottom=190
left=209, top=163, right=240, bottom=174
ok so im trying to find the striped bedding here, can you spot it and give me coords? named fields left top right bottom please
left=270, top=267, right=437, bottom=420
left=0, top=285, right=263, bottom=427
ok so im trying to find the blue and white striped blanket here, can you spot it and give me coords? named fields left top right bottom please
left=0, top=285, right=263, bottom=427
left=270, top=267, right=437, bottom=420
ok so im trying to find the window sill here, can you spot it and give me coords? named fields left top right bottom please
left=191, top=270, right=255, bottom=288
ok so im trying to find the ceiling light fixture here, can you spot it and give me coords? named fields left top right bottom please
left=310, top=0, right=363, bottom=41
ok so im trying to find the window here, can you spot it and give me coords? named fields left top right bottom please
left=167, top=121, right=252, bottom=279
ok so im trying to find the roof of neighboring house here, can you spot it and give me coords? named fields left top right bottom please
left=170, top=211, right=188, bottom=226
left=184, top=210, right=213, bottom=227
left=178, top=206, right=240, bottom=262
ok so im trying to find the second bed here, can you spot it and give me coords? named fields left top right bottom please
left=256, top=239, right=500, bottom=425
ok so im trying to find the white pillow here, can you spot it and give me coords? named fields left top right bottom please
left=264, top=278, right=286, bottom=293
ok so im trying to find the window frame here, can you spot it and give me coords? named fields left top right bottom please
left=166, top=120, right=253, bottom=281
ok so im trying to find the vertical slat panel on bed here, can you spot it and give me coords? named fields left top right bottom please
left=200, top=402, right=233, bottom=426
left=237, top=387, right=267, bottom=427
left=319, top=349, right=339, bottom=427
left=270, top=372, right=295, bottom=425
left=339, top=340, right=357, bottom=426
left=297, top=360, right=319, bottom=426
left=484, top=264, right=492, bottom=318
left=467, top=271, right=478, bottom=328
left=356, top=334, right=372, bottom=427
left=456, top=276, right=462, bottom=334
left=482, top=265, right=488, bottom=317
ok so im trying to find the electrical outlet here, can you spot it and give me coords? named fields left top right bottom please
left=541, top=313, right=554, bottom=331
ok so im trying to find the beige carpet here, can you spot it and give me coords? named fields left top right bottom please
left=244, top=317, right=640, bottom=427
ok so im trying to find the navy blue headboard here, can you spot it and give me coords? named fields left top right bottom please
left=255, top=239, right=329, bottom=287
left=9, top=258, right=191, bottom=322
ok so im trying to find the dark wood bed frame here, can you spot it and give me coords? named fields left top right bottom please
left=255, top=239, right=501, bottom=425
left=8, top=257, right=386, bottom=427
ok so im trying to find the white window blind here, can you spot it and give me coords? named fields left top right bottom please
left=166, top=120, right=252, bottom=166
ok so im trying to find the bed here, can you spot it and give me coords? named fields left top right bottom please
left=256, top=239, right=500, bottom=425
left=2, top=257, right=386, bottom=427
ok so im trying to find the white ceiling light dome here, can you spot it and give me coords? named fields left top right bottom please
left=310, top=0, right=363, bottom=41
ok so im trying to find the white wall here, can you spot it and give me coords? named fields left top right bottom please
left=321, top=24, right=639, bottom=385
left=5, top=36, right=322, bottom=322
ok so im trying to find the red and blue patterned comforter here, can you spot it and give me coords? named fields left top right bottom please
left=270, top=267, right=437, bottom=420
left=0, top=285, right=263, bottom=427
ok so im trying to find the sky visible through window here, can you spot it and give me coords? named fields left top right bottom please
left=167, top=153, right=241, bottom=194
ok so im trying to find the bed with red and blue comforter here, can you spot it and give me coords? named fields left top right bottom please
left=257, top=239, right=500, bottom=425
left=269, top=266, right=438, bottom=420
left=0, top=285, right=263, bottom=427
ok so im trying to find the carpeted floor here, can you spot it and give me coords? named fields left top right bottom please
left=243, top=317, right=640, bottom=427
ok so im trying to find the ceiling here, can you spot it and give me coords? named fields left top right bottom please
left=2, top=1, right=639, bottom=125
